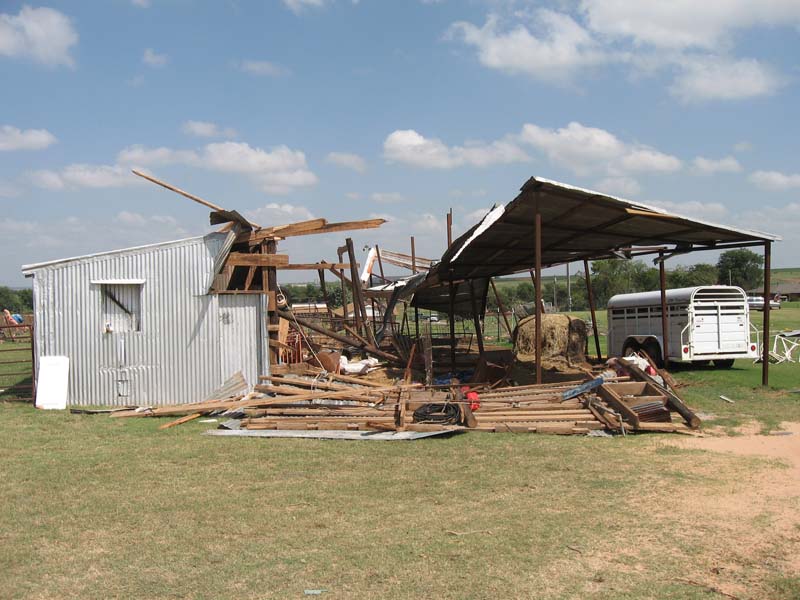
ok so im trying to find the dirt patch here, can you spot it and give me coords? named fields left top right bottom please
left=674, top=421, right=800, bottom=482
left=655, top=420, right=800, bottom=595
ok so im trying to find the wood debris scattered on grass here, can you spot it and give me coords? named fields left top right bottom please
left=110, top=357, right=701, bottom=438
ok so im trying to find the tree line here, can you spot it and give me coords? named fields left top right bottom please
left=0, top=287, right=33, bottom=314
left=486, top=248, right=764, bottom=311
left=4, top=249, right=762, bottom=316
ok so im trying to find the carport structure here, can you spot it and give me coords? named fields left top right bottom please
left=412, top=177, right=780, bottom=385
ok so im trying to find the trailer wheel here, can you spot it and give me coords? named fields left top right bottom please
left=714, top=358, right=735, bottom=369
left=622, top=340, right=640, bottom=357
left=642, top=340, right=663, bottom=368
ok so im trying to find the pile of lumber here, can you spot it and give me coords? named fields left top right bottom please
left=465, top=380, right=607, bottom=434
left=109, top=356, right=701, bottom=436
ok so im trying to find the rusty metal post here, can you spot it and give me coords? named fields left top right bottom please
left=411, top=236, right=419, bottom=339
left=469, top=280, right=485, bottom=356
left=30, top=315, right=36, bottom=405
left=659, top=252, right=669, bottom=367
left=446, top=209, right=453, bottom=248
left=762, top=241, right=772, bottom=386
left=534, top=208, right=543, bottom=384
left=449, top=282, right=457, bottom=370
left=583, top=259, right=602, bottom=361
left=318, top=268, right=334, bottom=323
left=490, top=278, right=512, bottom=339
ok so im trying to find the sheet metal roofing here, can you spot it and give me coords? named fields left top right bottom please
left=21, top=235, right=213, bottom=274
left=433, top=176, right=779, bottom=281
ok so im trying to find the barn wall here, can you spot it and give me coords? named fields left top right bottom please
left=28, top=234, right=264, bottom=406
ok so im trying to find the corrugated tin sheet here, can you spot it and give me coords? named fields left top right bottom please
left=430, top=176, right=780, bottom=281
left=28, top=233, right=267, bottom=406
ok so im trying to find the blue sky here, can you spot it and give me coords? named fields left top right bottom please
left=1, top=0, right=799, bottom=286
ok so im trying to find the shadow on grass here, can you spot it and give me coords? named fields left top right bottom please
left=0, top=375, right=34, bottom=402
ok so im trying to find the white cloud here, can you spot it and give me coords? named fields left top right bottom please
left=670, top=55, right=783, bottom=103
left=117, top=144, right=197, bottom=166
left=383, top=129, right=529, bottom=169
left=464, top=207, right=492, bottom=222
left=647, top=200, right=729, bottom=221
left=417, top=213, right=445, bottom=233
left=0, top=180, right=20, bottom=198
left=246, top=203, right=315, bottom=225
left=142, top=48, right=167, bottom=67
left=620, top=148, right=682, bottom=173
left=519, top=121, right=681, bottom=176
left=692, top=156, right=742, bottom=175
left=325, top=152, right=367, bottom=173
left=126, top=74, right=145, bottom=87
left=29, top=164, right=140, bottom=190
left=447, top=11, right=607, bottom=83
left=370, top=192, right=405, bottom=204
left=595, top=176, right=641, bottom=197
left=748, top=170, right=800, bottom=191
left=733, top=141, right=752, bottom=153
left=520, top=121, right=624, bottom=175
left=1, top=213, right=197, bottom=284
left=236, top=59, right=288, bottom=76
left=0, top=125, right=57, bottom=151
left=131, top=0, right=151, bottom=7
left=345, top=192, right=362, bottom=200
left=283, top=0, right=326, bottom=14
left=25, top=169, right=64, bottom=190
left=735, top=202, right=800, bottom=244
left=0, top=6, right=78, bottom=68
left=581, top=0, right=800, bottom=50
left=447, top=4, right=794, bottom=103
left=450, top=188, right=488, bottom=198
left=118, top=141, right=318, bottom=195
left=181, top=120, right=236, bottom=139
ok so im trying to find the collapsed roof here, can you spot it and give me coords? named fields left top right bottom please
left=396, top=176, right=779, bottom=314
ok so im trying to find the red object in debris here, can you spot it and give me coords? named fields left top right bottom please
left=461, top=386, right=480, bottom=411
left=645, top=365, right=657, bottom=376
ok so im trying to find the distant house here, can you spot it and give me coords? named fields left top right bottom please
left=747, top=283, right=800, bottom=302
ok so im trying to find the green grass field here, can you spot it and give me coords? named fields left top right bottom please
left=1, top=295, right=798, bottom=598
left=1, top=396, right=798, bottom=599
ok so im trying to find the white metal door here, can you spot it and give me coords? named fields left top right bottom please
left=218, top=295, right=262, bottom=388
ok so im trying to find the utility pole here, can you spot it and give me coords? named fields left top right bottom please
left=566, top=263, right=572, bottom=312
left=553, top=275, right=558, bottom=311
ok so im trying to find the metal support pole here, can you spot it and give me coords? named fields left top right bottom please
left=659, top=252, right=669, bottom=368
left=411, top=236, right=419, bottom=339
left=584, top=259, right=602, bottom=361
left=449, top=282, right=457, bottom=370
left=265, top=240, right=279, bottom=364
left=30, top=315, right=37, bottom=405
left=447, top=209, right=453, bottom=248
left=534, top=208, right=543, bottom=384
left=469, top=280, right=485, bottom=357
left=566, top=262, right=572, bottom=312
left=317, top=268, right=334, bottom=323
left=490, top=278, right=512, bottom=338
left=762, top=241, right=772, bottom=386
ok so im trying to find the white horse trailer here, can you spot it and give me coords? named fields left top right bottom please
left=607, top=286, right=759, bottom=368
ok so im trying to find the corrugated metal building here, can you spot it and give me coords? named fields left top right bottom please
left=22, top=233, right=268, bottom=406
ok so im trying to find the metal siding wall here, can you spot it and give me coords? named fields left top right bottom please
left=30, top=235, right=231, bottom=406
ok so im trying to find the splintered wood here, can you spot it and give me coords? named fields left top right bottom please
left=113, top=359, right=701, bottom=437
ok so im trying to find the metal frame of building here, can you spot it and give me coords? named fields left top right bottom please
left=410, top=176, right=780, bottom=385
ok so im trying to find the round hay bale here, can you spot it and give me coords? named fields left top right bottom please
left=513, top=313, right=588, bottom=370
